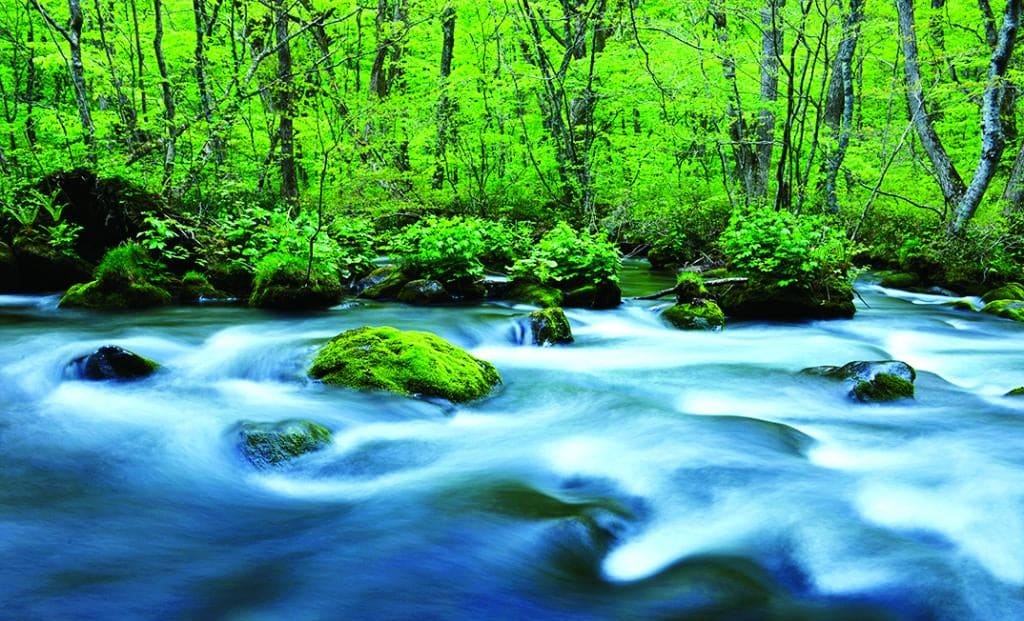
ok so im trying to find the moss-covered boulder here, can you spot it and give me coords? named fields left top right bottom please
left=235, top=419, right=332, bottom=468
left=674, top=271, right=709, bottom=301
left=309, top=326, right=500, bottom=402
left=802, top=360, right=915, bottom=402
left=357, top=265, right=409, bottom=300
left=529, top=307, right=573, bottom=345
left=981, top=282, right=1024, bottom=304
left=249, top=252, right=342, bottom=310
left=397, top=279, right=450, bottom=305
left=1005, top=387, right=1024, bottom=397
left=507, top=282, right=564, bottom=308
left=562, top=280, right=622, bottom=310
left=663, top=300, right=725, bottom=331
left=68, top=345, right=159, bottom=381
left=59, top=243, right=171, bottom=310
left=876, top=271, right=921, bottom=290
left=982, top=299, right=1024, bottom=322
left=177, top=270, right=223, bottom=303
left=717, top=278, right=855, bottom=321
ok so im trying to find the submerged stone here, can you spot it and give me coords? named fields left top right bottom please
left=802, top=360, right=916, bottom=402
left=662, top=300, right=725, bottom=331
left=69, top=345, right=159, bottom=381
left=397, top=279, right=450, bottom=305
left=1005, top=387, right=1024, bottom=397
left=357, top=265, right=409, bottom=300
left=529, top=307, right=573, bottom=345
left=309, top=326, right=501, bottom=402
left=235, top=419, right=332, bottom=468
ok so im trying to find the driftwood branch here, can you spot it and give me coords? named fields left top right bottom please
left=635, top=277, right=748, bottom=300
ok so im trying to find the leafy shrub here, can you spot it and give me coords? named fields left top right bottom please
left=719, top=209, right=854, bottom=290
left=509, top=222, right=621, bottom=288
left=635, top=200, right=731, bottom=268
left=897, top=223, right=1019, bottom=292
left=249, top=251, right=342, bottom=309
left=328, top=217, right=377, bottom=279
left=391, top=216, right=527, bottom=284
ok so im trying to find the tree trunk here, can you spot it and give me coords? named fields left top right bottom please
left=711, top=4, right=759, bottom=199
left=823, top=0, right=863, bottom=213
left=274, top=0, right=298, bottom=203
left=949, top=0, right=1021, bottom=234
left=153, top=0, right=176, bottom=190
left=755, top=0, right=784, bottom=199
left=895, top=0, right=966, bottom=206
left=433, top=4, right=457, bottom=190
left=31, top=0, right=96, bottom=164
left=93, top=0, right=136, bottom=147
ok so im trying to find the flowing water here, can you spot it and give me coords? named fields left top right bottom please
left=1, top=263, right=1023, bottom=620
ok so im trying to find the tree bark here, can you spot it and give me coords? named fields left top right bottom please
left=949, top=0, right=1021, bottom=233
left=433, top=4, right=457, bottom=190
left=756, top=0, right=784, bottom=199
left=274, top=0, right=298, bottom=203
left=153, top=0, right=176, bottom=190
left=823, top=0, right=863, bottom=213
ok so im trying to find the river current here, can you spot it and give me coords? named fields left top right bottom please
left=1, top=263, right=1022, bottom=620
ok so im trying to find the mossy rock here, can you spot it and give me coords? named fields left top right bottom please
left=981, top=282, right=1024, bottom=304
left=249, top=252, right=342, bottom=310
left=206, top=261, right=253, bottom=296
left=852, top=373, right=915, bottom=402
left=235, top=419, right=332, bottom=468
left=662, top=300, right=725, bottom=331
left=309, top=326, right=501, bottom=403
left=507, top=282, right=564, bottom=308
left=529, top=307, right=573, bottom=345
left=177, top=270, right=224, bottom=303
left=717, top=277, right=855, bottom=321
left=397, top=279, right=450, bottom=305
left=950, top=299, right=978, bottom=311
left=357, top=265, right=409, bottom=300
left=674, top=271, right=709, bottom=301
left=802, top=360, right=916, bottom=403
left=876, top=271, right=921, bottom=290
left=1005, top=387, right=1024, bottom=397
left=59, top=243, right=172, bottom=310
left=68, top=345, right=159, bottom=381
left=981, top=299, right=1024, bottom=322
left=10, top=234, right=93, bottom=292
left=563, top=280, right=622, bottom=309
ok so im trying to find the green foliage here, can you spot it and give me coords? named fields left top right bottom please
left=719, top=209, right=854, bottom=290
left=328, top=217, right=377, bottom=280
left=510, top=223, right=621, bottom=288
left=391, top=216, right=527, bottom=284
left=136, top=213, right=193, bottom=262
left=60, top=243, right=172, bottom=310
left=249, top=251, right=342, bottom=310
left=43, top=221, right=83, bottom=257
left=95, top=243, right=170, bottom=287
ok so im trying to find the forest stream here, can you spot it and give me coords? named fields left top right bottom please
left=1, top=262, right=1023, bottom=620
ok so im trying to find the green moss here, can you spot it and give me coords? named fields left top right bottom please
left=662, top=300, right=725, bottom=331
left=249, top=252, right=342, bottom=310
left=529, top=307, right=573, bottom=345
left=562, top=280, right=622, bottom=309
left=309, top=326, right=501, bottom=403
left=675, top=271, right=709, bottom=300
left=982, top=299, right=1024, bottom=322
left=236, top=419, right=332, bottom=468
left=58, top=243, right=172, bottom=310
left=852, top=373, right=915, bottom=402
left=981, top=282, right=1024, bottom=304
left=950, top=299, right=978, bottom=311
left=178, top=270, right=222, bottom=302
left=507, top=282, right=564, bottom=308
left=1005, top=387, right=1024, bottom=397
left=717, top=277, right=855, bottom=321
left=877, top=271, right=921, bottom=290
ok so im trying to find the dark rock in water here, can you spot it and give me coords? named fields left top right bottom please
left=802, top=360, right=915, bottom=402
left=717, top=278, right=855, bottom=321
left=529, top=307, right=573, bottom=345
left=482, top=278, right=512, bottom=300
left=357, top=265, right=408, bottom=300
left=397, top=279, right=450, bottom=305
left=662, top=300, right=725, bottom=331
left=981, top=282, right=1024, bottom=304
left=982, top=299, right=1024, bottom=322
left=69, top=345, right=159, bottom=381
left=563, top=280, right=622, bottom=309
left=309, top=326, right=501, bottom=402
left=1005, top=387, right=1024, bottom=397
left=235, top=419, right=332, bottom=468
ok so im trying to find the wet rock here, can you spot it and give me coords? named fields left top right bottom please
left=981, top=299, right=1024, bottom=322
left=507, top=282, right=564, bottom=307
left=529, top=307, right=573, bottom=345
left=1005, top=387, right=1024, bottom=397
left=563, top=280, right=622, bottom=310
left=10, top=234, right=93, bottom=292
left=176, top=270, right=224, bottom=303
left=662, top=300, right=725, bottom=331
left=59, top=244, right=171, bottom=310
left=876, top=271, right=921, bottom=290
left=235, top=419, right=332, bottom=468
left=309, top=326, right=500, bottom=403
left=356, top=265, right=408, bottom=300
left=981, top=282, right=1024, bottom=304
left=69, top=345, right=159, bottom=381
left=717, top=278, right=855, bottom=321
left=803, top=360, right=915, bottom=402
left=397, top=279, right=450, bottom=305
left=248, top=252, right=342, bottom=310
